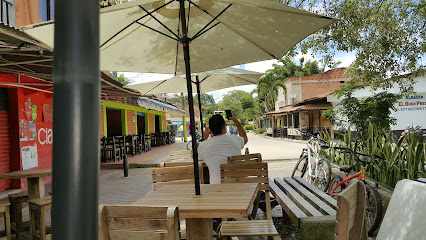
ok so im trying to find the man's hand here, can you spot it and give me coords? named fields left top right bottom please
left=203, top=127, right=211, bottom=140
left=229, top=114, right=248, bottom=144
left=229, top=114, right=238, bottom=122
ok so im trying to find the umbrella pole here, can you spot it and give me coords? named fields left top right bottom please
left=195, top=76, right=204, bottom=138
left=52, top=0, right=99, bottom=239
left=179, top=0, right=201, bottom=195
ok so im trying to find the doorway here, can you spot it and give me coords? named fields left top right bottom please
left=106, top=108, right=122, bottom=137
left=137, top=112, right=146, bottom=135
left=0, top=87, right=11, bottom=191
left=155, top=115, right=160, bottom=132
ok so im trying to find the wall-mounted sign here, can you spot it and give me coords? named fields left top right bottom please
left=22, top=145, right=38, bottom=170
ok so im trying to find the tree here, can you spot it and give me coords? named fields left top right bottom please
left=100, top=0, right=128, bottom=7
left=322, top=81, right=399, bottom=140
left=219, top=90, right=258, bottom=123
left=276, top=0, right=425, bottom=93
left=256, top=57, right=323, bottom=112
left=110, top=71, right=131, bottom=86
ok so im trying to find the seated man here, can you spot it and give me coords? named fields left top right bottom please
left=198, top=114, right=248, bottom=184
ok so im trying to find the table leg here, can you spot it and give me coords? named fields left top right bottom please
left=27, top=177, right=45, bottom=200
left=186, top=218, right=213, bottom=240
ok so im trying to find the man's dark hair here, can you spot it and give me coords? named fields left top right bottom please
left=209, top=114, right=225, bottom=135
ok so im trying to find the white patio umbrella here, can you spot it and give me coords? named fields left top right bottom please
left=127, top=67, right=262, bottom=95
left=22, top=0, right=337, bottom=195
left=128, top=67, right=263, bottom=131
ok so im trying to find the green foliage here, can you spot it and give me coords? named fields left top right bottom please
left=100, top=0, right=128, bottom=7
left=219, top=90, right=259, bottom=123
left=110, top=71, right=131, bottom=86
left=256, top=57, right=323, bottom=112
left=324, top=82, right=399, bottom=141
left=244, top=125, right=254, bottom=131
left=254, top=127, right=266, bottom=135
left=276, top=0, right=425, bottom=93
left=321, top=123, right=426, bottom=188
left=166, top=93, right=218, bottom=121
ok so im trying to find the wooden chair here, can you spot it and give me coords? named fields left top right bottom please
left=152, top=164, right=204, bottom=191
left=105, top=137, right=120, bottom=162
left=334, top=181, right=366, bottom=240
left=144, top=134, right=152, bottom=151
left=228, top=153, right=262, bottom=164
left=134, top=135, right=143, bottom=155
left=219, top=162, right=278, bottom=239
left=28, top=196, right=52, bottom=240
left=125, top=135, right=136, bottom=157
left=98, top=205, right=180, bottom=240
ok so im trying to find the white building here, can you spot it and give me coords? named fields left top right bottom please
left=327, top=73, right=426, bottom=132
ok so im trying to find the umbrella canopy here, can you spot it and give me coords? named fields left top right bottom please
left=127, top=67, right=263, bottom=95
left=23, top=0, right=337, bottom=196
left=21, top=0, right=337, bottom=75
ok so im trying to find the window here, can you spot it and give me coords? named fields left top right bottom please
left=38, top=0, right=55, bottom=21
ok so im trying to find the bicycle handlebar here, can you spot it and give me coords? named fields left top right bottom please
left=296, top=129, right=328, bottom=144
left=332, top=146, right=384, bottom=165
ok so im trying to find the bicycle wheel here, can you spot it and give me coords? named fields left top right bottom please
left=292, top=154, right=308, bottom=178
left=328, top=175, right=345, bottom=196
left=187, top=140, right=199, bottom=150
left=365, top=185, right=383, bottom=236
left=312, top=158, right=331, bottom=192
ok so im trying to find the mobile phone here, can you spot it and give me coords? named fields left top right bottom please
left=225, top=110, right=232, bottom=120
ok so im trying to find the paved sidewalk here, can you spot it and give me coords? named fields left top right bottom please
left=3, top=133, right=303, bottom=239
left=245, top=132, right=306, bottom=161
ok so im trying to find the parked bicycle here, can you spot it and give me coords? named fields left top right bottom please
left=327, top=147, right=383, bottom=235
left=186, top=129, right=203, bottom=150
left=291, top=130, right=332, bottom=192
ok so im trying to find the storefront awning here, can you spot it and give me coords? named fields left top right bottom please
left=137, top=97, right=186, bottom=115
left=265, top=102, right=332, bottom=116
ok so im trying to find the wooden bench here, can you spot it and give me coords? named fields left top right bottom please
left=269, top=176, right=337, bottom=239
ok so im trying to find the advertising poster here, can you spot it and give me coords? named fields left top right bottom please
left=21, top=146, right=38, bottom=170
left=28, top=120, right=37, bottom=140
left=19, top=119, right=28, bottom=141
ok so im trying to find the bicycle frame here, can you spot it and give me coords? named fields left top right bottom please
left=303, top=137, right=322, bottom=179
left=329, top=167, right=366, bottom=197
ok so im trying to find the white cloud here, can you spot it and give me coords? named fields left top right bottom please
left=208, top=84, right=257, bottom=102
left=242, top=59, right=278, bottom=73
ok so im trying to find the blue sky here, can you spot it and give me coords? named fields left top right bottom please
left=124, top=50, right=357, bottom=102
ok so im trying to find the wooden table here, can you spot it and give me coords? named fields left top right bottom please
left=0, top=169, right=52, bottom=200
left=133, top=183, right=259, bottom=240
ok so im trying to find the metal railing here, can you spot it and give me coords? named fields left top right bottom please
left=0, top=0, right=12, bottom=25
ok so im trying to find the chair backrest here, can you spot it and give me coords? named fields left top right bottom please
left=220, top=162, right=268, bottom=185
left=335, top=181, right=366, bottom=240
left=99, top=205, right=180, bottom=240
left=220, top=162, right=271, bottom=219
left=227, top=153, right=262, bottom=164
left=152, top=163, right=204, bottom=191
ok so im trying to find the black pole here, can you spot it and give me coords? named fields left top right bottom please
left=179, top=0, right=201, bottom=195
left=196, top=76, right=204, bottom=137
left=52, top=0, right=99, bottom=239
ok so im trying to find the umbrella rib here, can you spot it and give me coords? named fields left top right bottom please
left=191, top=22, right=220, bottom=41
left=138, top=5, right=179, bottom=40
left=229, top=74, right=259, bottom=84
left=190, top=2, right=278, bottom=59
left=191, top=4, right=232, bottom=40
left=143, top=79, right=168, bottom=95
left=200, top=75, right=211, bottom=83
left=135, top=22, right=179, bottom=41
left=100, top=0, right=175, bottom=48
